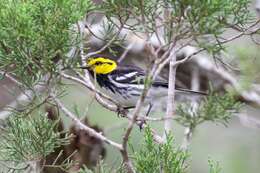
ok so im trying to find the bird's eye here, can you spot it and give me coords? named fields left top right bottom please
left=95, top=61, right=102, bottom=66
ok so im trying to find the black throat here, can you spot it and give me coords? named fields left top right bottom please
left=89, top=71, right=117, bottom=93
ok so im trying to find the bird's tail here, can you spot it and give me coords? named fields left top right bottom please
left=176, top=87, right=208, bottom=96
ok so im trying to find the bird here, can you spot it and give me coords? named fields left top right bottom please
left=81, top=56, right=206, bottom=116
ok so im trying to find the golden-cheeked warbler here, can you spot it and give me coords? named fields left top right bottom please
left=81, top=56, right=206, bottom=114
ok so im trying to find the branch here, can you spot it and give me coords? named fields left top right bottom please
left=0, top=162, right=29, bottom=172
left=217, top=21, right=260, bottom=46
left=121, top=75, right=153, bottom=173
left=61, top=72, right=118, bottom=112
left=117, top=42, right=135, bottom=63
left=63, top=68, right=165, bottom=172
left=0, top=72, right=47, bottom=119
left=181, top=66, right=200, bottom=150
left=76, top=19, right=175, bottom=172
left=50, top=91, right=163, bottom=173
left=195, top=55, right=260, bottom=106
left=62, top=72, right=165, bottom=144
left=51, top=93, right=123, bottom=150
left=153, top=20, right=260, bottom=79
left=83, top=20, right=124, bottom=59
left=165, top=46, right=177, bottom=135
left=0, top=71, right=24, bottom=87
left=27, top=161, right=41, bottom=173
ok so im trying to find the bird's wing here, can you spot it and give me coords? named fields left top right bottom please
left=109, top=65, right=147, bottom=85
left=110, top=65, right=207, bottom=95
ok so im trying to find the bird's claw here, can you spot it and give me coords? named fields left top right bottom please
left=137, top=119, right=147, bottom=130
left=117, top=107, right=129, bottom=117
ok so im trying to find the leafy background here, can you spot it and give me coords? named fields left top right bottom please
left=0, top=0, right=259, bottom=172
left=62, top=60, right=260, bottom=173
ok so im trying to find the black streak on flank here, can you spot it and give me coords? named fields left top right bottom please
left=89, top=71, right=127, bottom=95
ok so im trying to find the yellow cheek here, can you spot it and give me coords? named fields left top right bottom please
left=94, top=64, right=116, bottom=74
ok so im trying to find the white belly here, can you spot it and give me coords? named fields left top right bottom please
left=99, top=85, right=168, bottom=108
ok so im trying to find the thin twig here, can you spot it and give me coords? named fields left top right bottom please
left=51, top=93, right=123, bottom=150
left=181, top=66, right=200, bottom=150
left=153, top=19, right=260, bottom=79
left=164, top=45, right=177, bottom=136
left=0, top=74, right=47, bottom=119
left=117, top=42, right=135, bottom=63
left=63, top=71, right=165, bottom=143
left=61, top=72, right=118, bottom=112
left=0, top=71, right=23, bottom=87
left=77, top=21, right=165, bottom=171
left=121, top=76, right=152, bottom=173
left=195, top=54, right=260, bottom=106
left=83, top=21, right=124, bottom=59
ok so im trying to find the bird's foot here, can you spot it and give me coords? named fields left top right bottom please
left=116, top=106, right=135, bottom=117
left=137, top=118, right=147, bottom=130
left=117, top=107, right=129, bottom=117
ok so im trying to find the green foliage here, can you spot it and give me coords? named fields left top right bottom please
left=76, top=128, right=224, bottom=173
left=0, top=0, right=252, bottom=172
left=236, top=46, right=260, bottom=90
left=101, top=0, right=162, bottom=32
left=0, top=0, right=94, bottom=86
left=0, top=113, right=70, bottom=163
left=101, top=0, right=251, bottom=48
left=177, top=0, right=251, bottom=34
left=133, top=127, right=188, bottom=173
left=79, top=167, right=94, bottom=173
left=176, top=92, right=241, bottom=128
left=79, top=127, right=188, bottom=173
left=78, top=160, right=119, bottom=173
left=208, top=159, right=222, bottom=173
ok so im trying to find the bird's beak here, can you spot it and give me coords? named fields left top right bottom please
left=79, top=65, right=90, bottom=69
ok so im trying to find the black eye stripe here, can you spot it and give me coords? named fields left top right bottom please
left=95, top=61, right=102, bottom=65
left=94, top=61, right=113, bottom=66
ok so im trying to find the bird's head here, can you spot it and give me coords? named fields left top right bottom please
left=83, top=57, right=117, bottom=74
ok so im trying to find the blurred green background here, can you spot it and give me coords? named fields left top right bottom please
left=61, top=75, right=260, bottom=173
